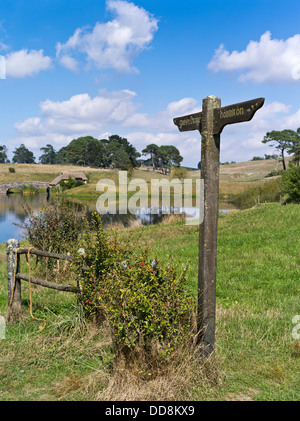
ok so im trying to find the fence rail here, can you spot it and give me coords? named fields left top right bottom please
left=7, top=239, right=77, bottom=312
left=16, top=248, right=73, bottom=261
left=15, top=273, right=77, bottom=293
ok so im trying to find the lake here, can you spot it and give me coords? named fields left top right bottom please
left=0, top=193, right=237, bottom=243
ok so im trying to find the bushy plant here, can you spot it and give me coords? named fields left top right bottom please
left=8, top=167, right=16, bottom=173
left=265, top=169, right=284, bottom=178
left=77, top=212, right=195, bottom=359
left=22, top=199, right=89, bottom=255
left=233, top=179, right=281, bottom=209
left=281, top=164, right=300, bottom=203
left=59, top=177, right=84, bottom=191
left=171, top=166, right=189, bottom=180
left=20, top=184, right=39, bottom=194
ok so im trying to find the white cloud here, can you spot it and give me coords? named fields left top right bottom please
left=127, top=131, right=202, bottom=166
left=5, top=49, right=52, bottom=78
left=58, top=54, right=79, bottom=72
left=13, top=89, right=140, bottom=152
left=123, top=97, right=200, bottom=131
left=12, top=91, right=201, bottom=165
left=12, top=89, right=299, bottom=167
left=14, top=117, right=43, bottom=134
left=39, top=89, right=138, bottom=132
left=0, top=41, right=9, bottom=51
left=208, top=31, right=300, bottom=83
left=56, top=0, right=158, bottom=73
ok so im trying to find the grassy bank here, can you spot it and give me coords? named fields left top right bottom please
left=0, top=160, right=291, bottom=201
left=0, top=203, right=299, bottom=400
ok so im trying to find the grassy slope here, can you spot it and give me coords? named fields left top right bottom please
left=0, top=203, right=299, bottom=400
left=0, top=158, right=293, bottom=198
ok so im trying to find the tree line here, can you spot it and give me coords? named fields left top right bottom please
left=0, top=135, right=183, bottom=172
left=2, top=127, right=299, bottom=170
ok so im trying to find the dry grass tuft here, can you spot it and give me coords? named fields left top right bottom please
left=96, top=341, right=224, bottom=401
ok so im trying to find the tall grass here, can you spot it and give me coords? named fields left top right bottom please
left=232, top=178, right=282, bottom=209
left=0, top=203, right=299, bottom=401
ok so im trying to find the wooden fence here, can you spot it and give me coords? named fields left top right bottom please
left=7, top=239, right=78, bottom=314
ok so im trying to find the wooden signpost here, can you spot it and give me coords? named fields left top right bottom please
left=174, top=96, right=264, bottom=357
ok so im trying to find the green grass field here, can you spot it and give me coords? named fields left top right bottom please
left=0, top=203, right=299, bottom=401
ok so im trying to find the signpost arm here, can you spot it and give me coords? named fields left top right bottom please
left=198, top=95, right=221, bottom=357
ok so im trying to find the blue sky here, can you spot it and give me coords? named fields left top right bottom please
left=1, top=0, right=300, bottom=167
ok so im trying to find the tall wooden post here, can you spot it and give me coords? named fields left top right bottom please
left=173, top=96, right=264, bottom=358
left=198, top=96, right=221, bottom=357
left=7, top=239, right=21, bottom=310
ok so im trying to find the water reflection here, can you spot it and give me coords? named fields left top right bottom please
left=0, top=193, right=237, bottom=243
left=0, top=194, right=184, bottom=242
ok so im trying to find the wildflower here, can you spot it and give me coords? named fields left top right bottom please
left=78, top=248, right=86, bottom=257
left=121, top=261, right=127, bottom=269
left=151, top=259, right=157, bottom=269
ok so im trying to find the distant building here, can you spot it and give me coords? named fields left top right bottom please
left=50, top=172, right=88, bottom=186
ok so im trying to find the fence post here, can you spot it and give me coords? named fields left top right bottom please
left=7, top=239, right=21, bottom=311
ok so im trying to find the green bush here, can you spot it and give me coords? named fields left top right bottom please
left=8, top=167, right=15, bottom=173
left=77, top=213, right=195, bottom=359
left=21, top=199, right=89, bottom=254
left=171, top=166, right=189, bottom=180
left=265, top=170, right=284, bottom=178
left=233, top=179, right=281, bottom=209
left=20, top=184, right=39, bottom=194
left=281, top=164, right=300, bottom=203
left=59, top=176, right=84, bottom=191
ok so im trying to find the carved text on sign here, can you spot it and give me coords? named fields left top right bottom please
left=173, top=112, right=202, bottom=132
left=213, top=98, right=265, bottom=134
left=220, top=106, right=244, bottom=119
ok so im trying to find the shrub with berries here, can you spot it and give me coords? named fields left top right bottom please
left=77, top=212, right=195, bottom=359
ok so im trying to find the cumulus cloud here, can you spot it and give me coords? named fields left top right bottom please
left=123, top=97, right=200, bottom=131
left=12, top=91, right=201, bottom=165
left=208, top=31, right=300, bottom=83
left=12, top=88, right=299, bottom=167
left=14, top=117, right=44, bottom=135
left=56, top=0, right=158, bottom=73
left=58, top=54, right=79, bottom=72
left=13, top=89, right=140, bottom=150
left=40, top=89, right=138, bottom=132
left=14, top=91, right=196, bottom=142
left=5, top=49, right=52, bottom=78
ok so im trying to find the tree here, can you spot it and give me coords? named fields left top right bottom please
left=56, top=135, right=140, bottom=169
left=264, top=154, right=278, bottom=160
left=0, top=145, right=8, bottom=163
left=39, top=144, right=57, bottom=164
left=12, top=144, right=35, bottom=164
left=142, top=144, right=183, bottom=173
left=156, top=145, right=183, bottom=174
left=60, top=136, right=105, bottom=167
left=103, top=141, right=131, bottom=169
left=55, top=146, right=68, bottom=165
left=281, top=164, right=300, bottom=202
left=112, top=149, right=132, bottom=170
left=142, top=144, right=160, bottom=171
left=262, top=130, right=298, bottom=170
left=289, top=142, right=300, bottom=166
left=287, top=128, right=300, bottom=167
left=106, top=135, right=141, bottom=167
